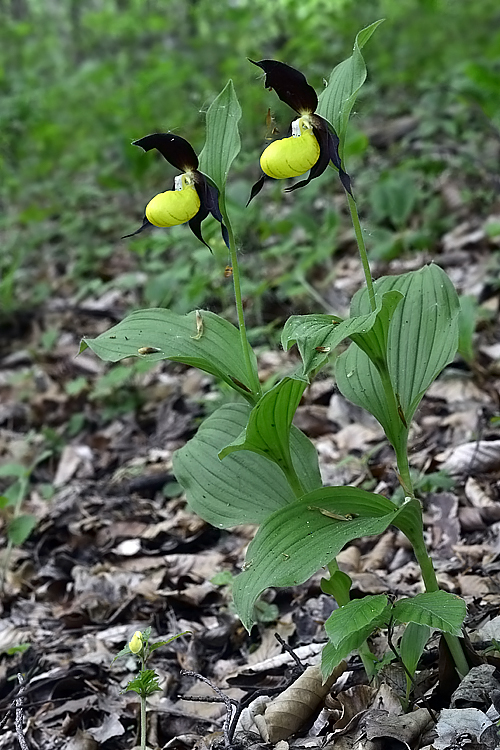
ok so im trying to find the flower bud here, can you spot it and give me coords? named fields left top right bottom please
left=129, top=630, right=143, bottom=654
left=146, top=174, right=200, bottom=227
left=260, top=117, right=320, bottom=180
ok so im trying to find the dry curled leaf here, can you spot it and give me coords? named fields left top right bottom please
left=441, top=440, right=500, bottom=476
left=263, top=662, right=345, bottom=742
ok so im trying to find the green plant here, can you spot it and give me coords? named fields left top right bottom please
left=83, top=23, right=469, bottom=696
left=113, top=627, right=189, bottom=750
left=0, top=449, right=53, bottom=589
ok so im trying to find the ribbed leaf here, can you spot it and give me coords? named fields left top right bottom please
left=81, top=308, right=257, bottom=401
left=219, top=377, right=307, bottom=477
left=281, top=290, right=402, bottom=378
left=198, top=80, right=241, bottom=191
left=336, top=265, right=460, bottom=434
left=173, top=403, right=321, bottom=528
left=317, top=20, right=384, bottom=143
left=233, top=488, right=407, bottom=630
left=325, top=595, right=389, bottom=649
left=393, top=591, right=466, bottom=636
left=399, top=622, right=430, bottom=694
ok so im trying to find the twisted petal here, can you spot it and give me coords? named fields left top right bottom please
left=133, top=133, right=199, bottom=172
left=249, top=59, right=318, bottom=114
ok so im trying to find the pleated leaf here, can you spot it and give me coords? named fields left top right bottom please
left=233, top=488, right=407, bottom=630
left=399, top=622, right=431, bottom=696
left=393, top=591, right=466, bottom=636
left=336, top=265, right=460, bottom=435
left=325, top=595, right=389, bottom=649
left=81, top=308, right=258, bottom=401
left=198, top=80, right=241, bottom=192
left=173, top=403, right=321, bottom=528
left=219, top=377, right=308, bottom=476
left=317, top=20, right=384, bottom=142
left=281, top=289, right=402, bottom=378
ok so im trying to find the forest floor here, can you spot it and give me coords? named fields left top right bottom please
left=1, top=212, right=500, bottom=750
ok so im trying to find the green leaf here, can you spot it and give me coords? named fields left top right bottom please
left=122, top=668, right=161, bottom=697
left=321, top=569, right=352, bottom=602
left=81, top=308, right=258, bottom=401
left=392, top=591, right=466, bottom=636
left=173, top=403, right=321, bottom=528
left=233, top=487, right=404, bottom=630
left=7, top=514, right=37, bottom=545
left=148, top=631, right=190, bottom=654
left=458, top=294, right=478, bottom=364
left=336, top=265, right=460, bottom=436
left=219, top=377, right=307, bottom=475
left=317, top=20, right=384, bottom=143
left=282, top=290, right=402, bottom=378
left=0, top=463, right=27, bottom=478
left=198, top=80, right=242, bottom=192
left=399, top=622, right=430, bottom=693
left=325, top=595, right=389, bottom=650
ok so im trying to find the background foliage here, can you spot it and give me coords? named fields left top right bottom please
left=1, top=0, right=499, bottom=328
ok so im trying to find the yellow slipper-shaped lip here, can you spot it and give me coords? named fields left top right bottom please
left=260, top=118, right=320, bottom=180
left=146, top=174, right=201, bottom=227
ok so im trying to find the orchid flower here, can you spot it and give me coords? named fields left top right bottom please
left=124, top=133, right=228, bottom=249
left=248, top=60, right=351, bottom=203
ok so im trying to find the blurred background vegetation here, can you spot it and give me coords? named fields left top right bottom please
left=1, top=0, right=499, bottom=335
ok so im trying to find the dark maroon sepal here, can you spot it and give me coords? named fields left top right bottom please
left=249, top=59, right=318, bottom=114
left=246, top=173, right=267, bottom=206
left=122, top=216, right=151, bottom=239
left=133, top=133, right=199, bottom=172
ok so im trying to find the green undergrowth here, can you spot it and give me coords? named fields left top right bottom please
left=1, top=0, right=500, bottom=327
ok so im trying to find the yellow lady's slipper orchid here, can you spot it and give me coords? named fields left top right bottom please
left=260, top=117, right=320, bottom=180
left=124, top=133, right=228, bottom=250
left=248, top=59, right=351, bottom=204
left=129, top=630, right=143, bottom=654
left=146, top=174, right=200, bottom=227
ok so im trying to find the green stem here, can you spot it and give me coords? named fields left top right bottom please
left=346, top=192, right=376, bottom=312
left=219, top=192, right=262, bottom=400
left=140, top=695, right=147, bottom=750
left=410, top=528, right=469, bottom=677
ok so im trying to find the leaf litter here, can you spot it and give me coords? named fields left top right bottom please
left=0, top=221, right=499, bottom=749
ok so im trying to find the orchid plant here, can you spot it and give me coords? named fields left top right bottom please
left=84, top=21, right=469, bottom=695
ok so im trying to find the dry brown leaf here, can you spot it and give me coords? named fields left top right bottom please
left=441, top=440, right=500, bottom=476
left=263, top=662, right=345, bottom=742
left=361, top=531, right=396, bottom=571
left=427, top=492, right=460, bottom=556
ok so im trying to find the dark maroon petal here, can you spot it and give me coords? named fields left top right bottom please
left=188, top=205, right=212, bottom=251
left=194, top=172, right=229, bottom=251
left=122, top=216, right=151, bottom=239
left=249, top=59, right=318, bottom=114
left=246, top=173, right=267, bottom=206
left=133, top=133, right=199, bottom=171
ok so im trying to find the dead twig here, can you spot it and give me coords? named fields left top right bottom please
left=181, top=670, right=238, bottom=749
left=15, top=673, right=29, bottom=750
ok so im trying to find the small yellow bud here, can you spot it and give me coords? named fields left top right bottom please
left=260, top=117, right=320, bottom=180
left=146, top=173, right=200, bottom=227
left=129, top=630, right=143, bottom=654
